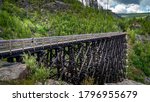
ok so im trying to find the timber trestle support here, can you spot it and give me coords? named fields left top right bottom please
left=0, top=32, right=127, bottom=84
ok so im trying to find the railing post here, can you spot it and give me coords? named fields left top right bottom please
left=42, top=38, right=44, bottom=49
left=22, top=40, right=25, bottom=51
left=9, top=40, right=12, bottom=54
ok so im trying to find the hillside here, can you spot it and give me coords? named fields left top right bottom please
left=118, top=13, right=150, bottom=18
left=0, top=0, right=121, bottom=39
left=0, top=0, right=150, bottom=85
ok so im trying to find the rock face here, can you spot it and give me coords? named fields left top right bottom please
left=0, top=62, right=27, bottom=81
left=105, top=79, right=144, bottom=85
left=42, top=1, right=70, bottom=12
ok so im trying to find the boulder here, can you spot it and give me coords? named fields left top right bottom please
left=144, top=77, right=150, bottom=84
left=105, top=79, right=144, bottom=85
left=0, top=62, right=27, bottom=81
left=42, top=1, right=70, bottom=12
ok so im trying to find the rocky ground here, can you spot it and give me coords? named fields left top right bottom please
left=0, top=62, right=27, bottom=81
left=42, top=0, right=70, bottom=12
left=0, top=61, right=70, bottom=85
left=0, top=61, right=149, bottom=85
left=35, top=79, right=71, bottom=85
left=105, top=79, right=144, bottom=85
left=18, top=0, right=70, bottom=12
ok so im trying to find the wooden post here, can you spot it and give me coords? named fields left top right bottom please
left=49, top=49, right=53, bottom=66
left=55, top=48, right=60, bottom=79
left=36, top=50, right=45, bottom=62
left=7, top=57, right=14, bottom=63
left=68, top=45, right=75, bottom=83
left=16, top=56, right=23, bottom=62
left=78, top=43, right=84, bottom=69
left=59, top=47, right=66, bottom=80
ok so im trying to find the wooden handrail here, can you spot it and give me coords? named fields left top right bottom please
left=0, top=32, right=126, bottom=54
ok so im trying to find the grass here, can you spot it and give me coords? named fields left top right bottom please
left=131, top=41, right=150, bottom=77
left=0, top=79, right=35, bottom=85
left=23, top=54, right=50, bottom=85
left=0, top=0, right=121, bottom=39
left=82, top=77, right=95, bottom=85
left=127, top=26, right=150, bottom=83
left=0, top=0, right=150, bottom=84
left=118, top=13, right=150, bottom=18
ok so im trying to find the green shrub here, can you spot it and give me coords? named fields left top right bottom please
left=23, top=54, right=50, bottom=84
left=129, top=41, right=150, bottom=77
left=127, top=28, right=136, bottom=43
left=126, top=16, right=150, bottom=84
left=23, top=54, right=37, bottom=74
left=33, top=65, right=50, bottom=85
left=82, top=77, right=94, bottom=85
left=1, top=0, right=121, bottom=39
left=0, top=10, right=32, bottom=39
left=127, top=65, right=145, bottom=83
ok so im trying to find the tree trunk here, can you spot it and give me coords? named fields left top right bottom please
left=25, top=0, right=28, bottom=17
left=0, top=0, right=2, bottom=7
left=94, top=0, right=98, bottom=9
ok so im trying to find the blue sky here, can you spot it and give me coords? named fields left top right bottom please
left=80, top=0, right=150, bottom=13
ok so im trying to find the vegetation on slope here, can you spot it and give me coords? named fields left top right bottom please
left=126, top=16, right=150, bottom=83
left=118, top=13, right=150, bottom=18
left=0, top=0, right=121, bottom=39
left=0, top=0, right=149, bottom=84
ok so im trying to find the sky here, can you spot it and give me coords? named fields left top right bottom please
left=80, top=0, right=150, bottom=13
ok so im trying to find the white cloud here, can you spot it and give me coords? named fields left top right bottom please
left=110, top=4, right=126, bottom=13
left=99, top=0, right=150, bottom=13
left=126, top=4, right=142, bottom=13
left=79, top=0, right=149, bottom=13
left=97, top=0, right=142, bottom=13
left=97, top=0, right=108, bottom=9
left=110, top=4, right=144, bottom=13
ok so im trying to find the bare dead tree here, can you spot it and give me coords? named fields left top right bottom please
left=82, top=0, right=83, bottom=4
left=93, top=0, right=98, bottom=9
left=88, top=0, right=98, bottom=9
left=0, top=0, right=2, bottom=7
left=25, top=0, right=29, bottom=17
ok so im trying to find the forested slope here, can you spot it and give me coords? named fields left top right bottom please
left=0, top=0, right=121, bottom=39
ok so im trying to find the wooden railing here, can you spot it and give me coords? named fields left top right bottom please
left=0, top=32, right=126, bottom=56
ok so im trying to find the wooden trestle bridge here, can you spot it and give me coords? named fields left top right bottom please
left=0, top=32, right=127, bottom=84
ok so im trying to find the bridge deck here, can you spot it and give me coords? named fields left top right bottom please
left=0, top=32, right=126, bottom=58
